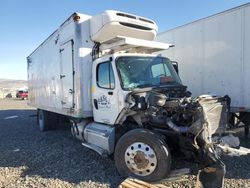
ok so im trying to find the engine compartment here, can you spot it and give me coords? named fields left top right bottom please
left=120, top=87, right=230, bottom=187
left=125, top=87, right=228, bottom=142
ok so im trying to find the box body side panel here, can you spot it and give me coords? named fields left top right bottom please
left=28, top=16, right=93, bottom=117
left=157, top=5, right=250, bottom=110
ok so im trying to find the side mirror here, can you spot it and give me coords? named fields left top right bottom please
left=171, top=61, right=179, bottom=74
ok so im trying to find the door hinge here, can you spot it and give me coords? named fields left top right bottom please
left=61, top=101, right=66, bottom=105
left=73, top=70, right=75, bottom=75
left=70, top=104, right=76, bottom=112
left=60, top=74, right=66, bottom=79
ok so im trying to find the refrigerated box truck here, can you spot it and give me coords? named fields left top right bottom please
left=156, top=3, right=250, bottom=134
left=28, top=10, right=237, bottom=186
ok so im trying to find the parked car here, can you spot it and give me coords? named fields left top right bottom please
left=16, top=90, right=28, bottom=100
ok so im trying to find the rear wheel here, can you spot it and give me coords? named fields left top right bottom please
left=114, top=129, right=171, bottom=182
left=38, top=110, right=58, bottom=131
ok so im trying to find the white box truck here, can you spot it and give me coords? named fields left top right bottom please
left=156, top=3, right=250, bottom=136
left=28, top=10, right=244, bottom=187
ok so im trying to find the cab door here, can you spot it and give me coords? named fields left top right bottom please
left=92, top=59, right=119, bottom=125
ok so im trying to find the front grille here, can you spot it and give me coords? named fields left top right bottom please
left=139, top=17, right=154, bottom=24
left=116, top=12, right=154, bottom=25
left=119, top=22, right=152, bottom=31
left=116, top=13, right=136, bottom=19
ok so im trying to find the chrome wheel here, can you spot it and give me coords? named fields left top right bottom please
left=124, top=142, right=157, bottom=176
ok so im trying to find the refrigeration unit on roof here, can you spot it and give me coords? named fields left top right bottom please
left=90, top=10, right=158, bottom=43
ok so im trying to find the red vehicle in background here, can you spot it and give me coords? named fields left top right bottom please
left=16, top=89, right=28, bottom=100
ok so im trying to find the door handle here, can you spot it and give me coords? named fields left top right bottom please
left=108, top=91, right=113, bottom=95
left=93, top=99, right=98, bottom=109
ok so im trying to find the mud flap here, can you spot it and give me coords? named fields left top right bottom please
left=196, top=150, right=226, bottom=188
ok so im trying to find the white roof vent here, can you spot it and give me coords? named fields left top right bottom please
left=90, top=10, right=158, bottom=43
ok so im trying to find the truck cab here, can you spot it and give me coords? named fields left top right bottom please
left=92, top=53, right=183, bottom=125
left=81, top=40, right=227, bottom=183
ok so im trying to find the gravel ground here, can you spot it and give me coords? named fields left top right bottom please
left=0, top=99, right=250, bottom=188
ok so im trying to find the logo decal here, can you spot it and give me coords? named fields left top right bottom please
left=97, top=95, right=111, bottom=109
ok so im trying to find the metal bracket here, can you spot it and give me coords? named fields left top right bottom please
left=99, top=36, right=172, bottom=54
left=60, top=74, right=66, bottom=79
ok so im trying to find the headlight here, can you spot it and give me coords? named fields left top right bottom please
left=148, top=92, right=167, bottom=107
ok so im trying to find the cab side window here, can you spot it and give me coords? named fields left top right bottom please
left=97, top=62, right=115, bottom=89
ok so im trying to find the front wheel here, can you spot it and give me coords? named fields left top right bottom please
left=114, top=129, right=171, bottom=182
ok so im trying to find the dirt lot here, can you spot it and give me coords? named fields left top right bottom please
left=0, top=99, right=250, bottom=188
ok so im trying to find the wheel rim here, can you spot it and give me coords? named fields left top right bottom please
left=124, top=142, right=157, bottom=176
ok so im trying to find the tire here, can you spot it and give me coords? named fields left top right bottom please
left=114, top=128, right=171, bottom=182
left=240, top=112, right=250, bottom=136
left=38, top=110, right=58, bottom=131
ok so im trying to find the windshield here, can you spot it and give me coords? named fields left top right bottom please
left=116, top=56, right=182, bottom=90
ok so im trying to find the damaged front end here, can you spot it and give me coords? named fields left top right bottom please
left=119, top=87, right=231, bottom=187
left=193, top=95, right=228, bottom=188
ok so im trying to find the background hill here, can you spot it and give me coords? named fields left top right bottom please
left=0, top=79, right=27, bottom=89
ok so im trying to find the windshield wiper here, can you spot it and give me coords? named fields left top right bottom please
left=159, top=81, right=182, bottom=86
left=136, top=83, right=156, bottom=88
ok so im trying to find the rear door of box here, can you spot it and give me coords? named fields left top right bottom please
left=60, top=40, right=75, bottom=109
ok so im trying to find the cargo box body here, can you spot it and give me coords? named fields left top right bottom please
left=28, top=11, right=160, bottom=118
left=156, top=3, right=250, bottom=112
left=27, top=13, right=94, bottom=118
